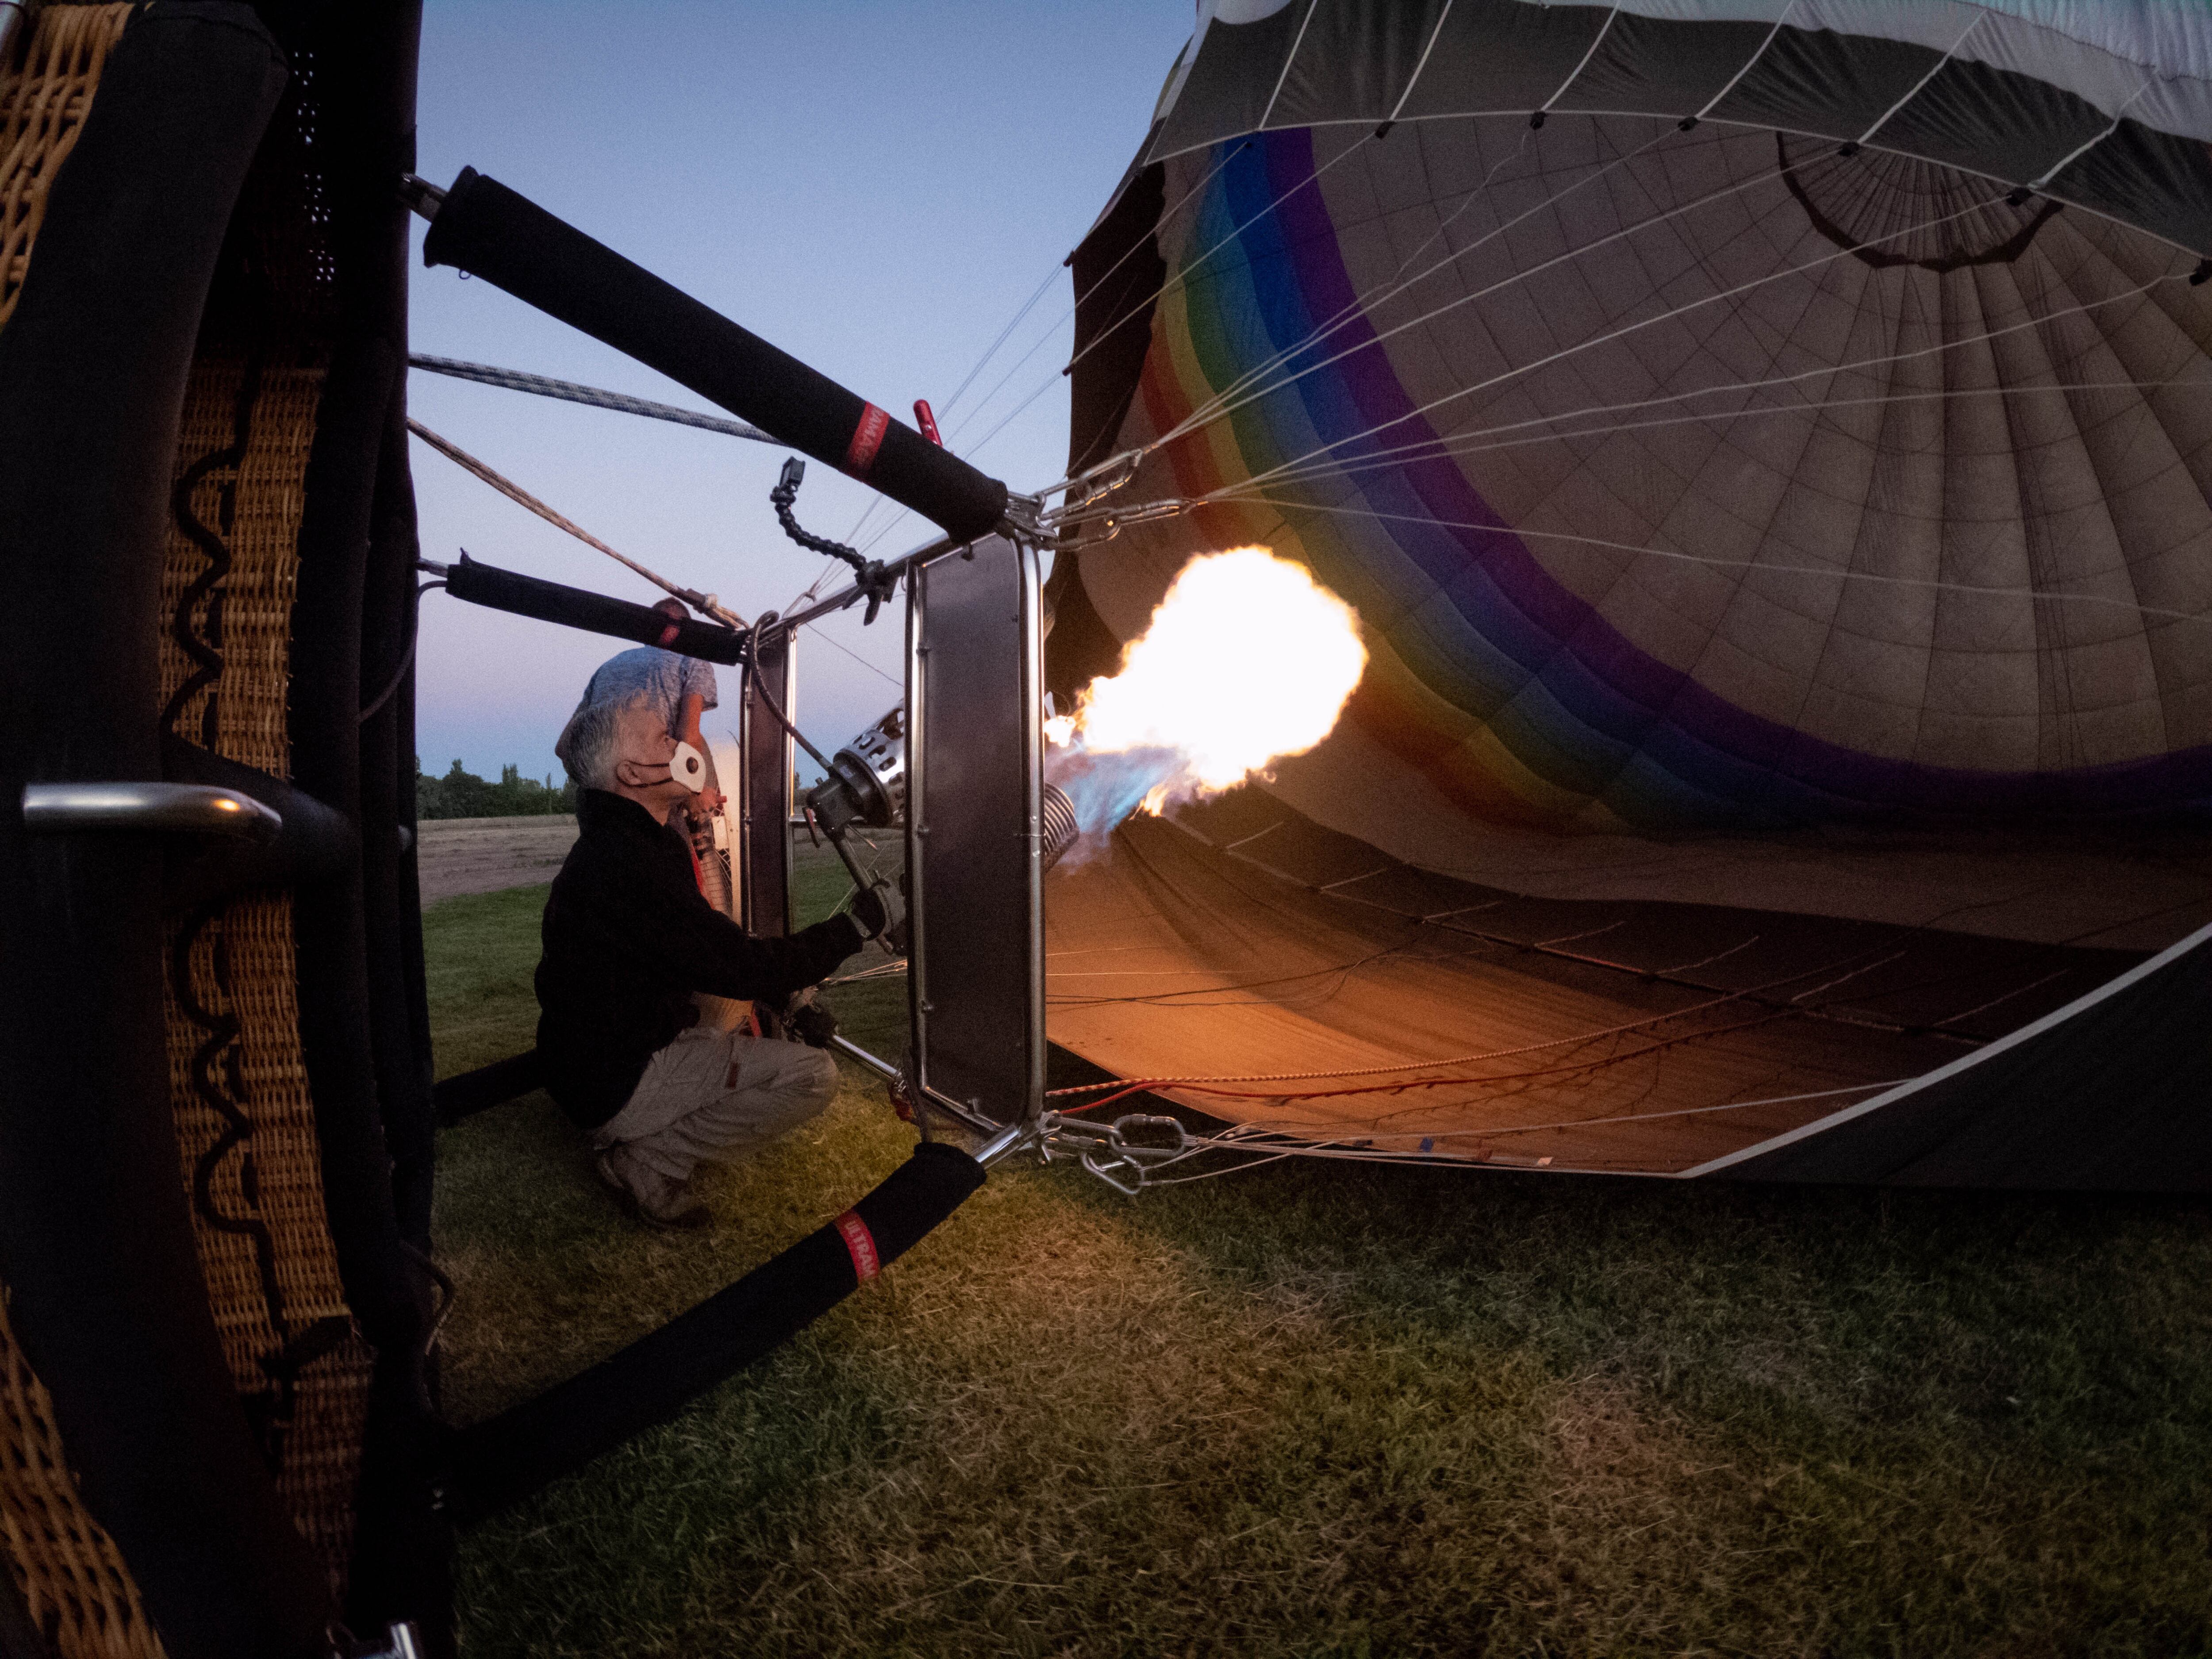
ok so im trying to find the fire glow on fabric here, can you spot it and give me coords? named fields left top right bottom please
left=1044, top=548, right=1366, bottom=862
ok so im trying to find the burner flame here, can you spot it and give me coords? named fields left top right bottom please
left=1045, top=547, right=1365, bottom=860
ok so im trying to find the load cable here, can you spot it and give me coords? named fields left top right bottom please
left=406, top=417, right=745, bottom=626
left=407, top=352, right=775, bottom=444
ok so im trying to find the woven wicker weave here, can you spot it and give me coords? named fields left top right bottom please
left=161, top=349, right=375, bottom=1598
left=0, top=2, right=133, bottom=335
left=0, top=1291, right=163, bottom=1659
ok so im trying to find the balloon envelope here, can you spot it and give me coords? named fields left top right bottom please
left=1043, top=0, right=2212, bottom=1187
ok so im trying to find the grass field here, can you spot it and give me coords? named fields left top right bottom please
left=430, top=847, right=2212, bottom=1657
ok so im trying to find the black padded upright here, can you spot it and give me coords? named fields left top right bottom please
left=0, top=8, right=332, bottom=1655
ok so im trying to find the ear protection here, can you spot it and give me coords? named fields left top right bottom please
left=666, top=740, right=707, bottom=793
left=637, top=740, right=708, bottom=793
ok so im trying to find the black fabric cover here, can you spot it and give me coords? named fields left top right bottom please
left=0, top=8, right=332, bottom=1656
left=1718, top=933, right=2212, bottom=1190
left=420, top=169, right=1008, bottom=543
left=245, top=0, right=449, bottom=1641
left=1066, top=161, right=1165, bottom=479
left=445, top=1141, right=990, bottom=1521
left=444, top=554, right=749, bottom=664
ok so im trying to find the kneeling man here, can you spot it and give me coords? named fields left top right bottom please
left=536, top=693, right=895, bottom=1228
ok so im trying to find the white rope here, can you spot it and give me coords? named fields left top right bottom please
left=811, top=140, right=1269, bottom=584
left=1538, top=5, right=1621, bottom=118
left=1381, top=0, right=1456, bottom=130
left=1263, top=375, right=2212, bottom=492
left=1152, top=119, right=1684, bottom=453
left=1156, top=139, right=1857, bottom=467
left=1200, top=270, right=2178, bottom=497
left=1226, top=187, right=2076, bottom=499
left=1231, top=498, right=2212, bottom=627
left=1693, top=0, right=1796, bottom=121
left=2028, top=74, right=2156, bottom=191
left=1857, top=9, right=1985, bottom=145
left=1152, top=121, right=1582, bottom=454
left=1255, top=0, right=1322, bottom=134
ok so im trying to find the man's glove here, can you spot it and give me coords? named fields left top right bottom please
left=784, top=989, right=838, bottom=1050
left=849, top=878, right=906, bottom=952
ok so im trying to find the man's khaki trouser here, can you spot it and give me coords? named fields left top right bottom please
left=593, top=1026, right=838, bottom=1190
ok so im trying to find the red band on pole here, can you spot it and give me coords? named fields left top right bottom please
left=833, top=1210, right=879, bottom=1283
left=844, top=403, right=891, bottom=476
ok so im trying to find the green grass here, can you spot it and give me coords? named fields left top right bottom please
left=430, top=849, right=2212, bottom=1657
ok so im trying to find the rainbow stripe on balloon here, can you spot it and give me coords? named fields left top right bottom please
left=1132, top=131, right=2212, bottom=833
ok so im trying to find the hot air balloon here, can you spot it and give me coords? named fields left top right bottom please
left=1042, top=0, right=2212, bottom=1188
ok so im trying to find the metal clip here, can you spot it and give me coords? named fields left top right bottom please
left=1037, top=1110, right=1191, bottom=1196
left=1052, top=450, right=1143, bottom=522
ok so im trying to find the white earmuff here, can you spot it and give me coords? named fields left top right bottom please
left=668, top=740, right=707, bottom=793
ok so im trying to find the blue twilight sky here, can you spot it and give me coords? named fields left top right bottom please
left=407, top=1, right=1193, bottom=784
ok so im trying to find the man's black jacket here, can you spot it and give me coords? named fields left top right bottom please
left=536, top=790, right=863, bottom=1128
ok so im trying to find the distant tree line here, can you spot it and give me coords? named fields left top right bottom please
left=415, top=759, right=576, bottom=820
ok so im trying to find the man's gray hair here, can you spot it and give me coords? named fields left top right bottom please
left=562, top=693, right=649, bottom=791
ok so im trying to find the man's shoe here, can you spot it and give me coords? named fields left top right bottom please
left=594, top=1148, right=711, bottom=1231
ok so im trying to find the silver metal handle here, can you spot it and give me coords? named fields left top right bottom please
left=21, top=782, right=282, bottom=842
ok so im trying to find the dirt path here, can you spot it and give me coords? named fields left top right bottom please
left=417, top=815, right=578, bottom=904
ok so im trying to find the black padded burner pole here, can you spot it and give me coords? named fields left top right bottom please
left=445, top=1141, right=987, bottom=1521
left=442, top=554, right=750, bottom=664
left=420, top=168, right=1009, bottom=543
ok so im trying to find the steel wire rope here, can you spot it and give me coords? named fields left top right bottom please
left=407, top=353, right=775, bottom=443
left=407, top=419, right=746, bottom=626
left=861, top=117, right=1623, bottom=552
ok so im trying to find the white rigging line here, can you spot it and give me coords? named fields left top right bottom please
left=843, top=130, right=1396, bottom=562
left=1227, top=186, right=2040, bottom=499
left=795, top=139, right=1269, bottom=593
left=1156, top=121, right=1567, bottom=452
left=940, top=134, right=1262, bottom=458
left=1254, top=0, right=1321, bottom=133
left=1691, top=0, right=1795, bottom=122
left=1537, top=6, right=1621, bottom=122
left=1152, top=5, right=1810, bottom=466
left=1231, top=499, right=2212, bottom=628
left=998, top=124, right=1389, bottom=465
left=1241, top=377, right=2212, bottom=494
left=1148, top=139, right=1853, bottom=467
left=1855, top=10, right=1984, bottom=147
left=1380, top=0, right=1456, bottom=132
left=1199, top=269, right=2179, bottom=497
